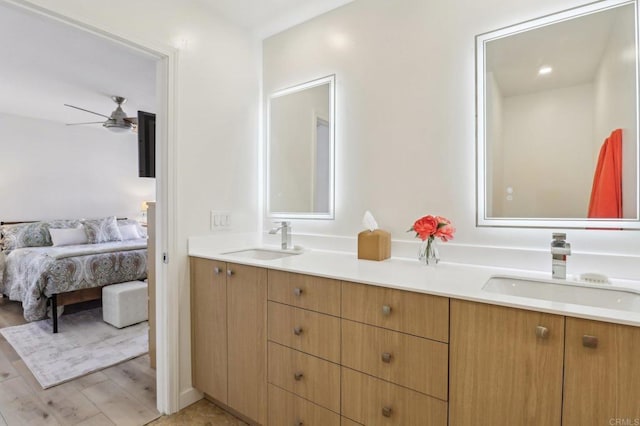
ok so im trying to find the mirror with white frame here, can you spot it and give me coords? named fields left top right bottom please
left=267, top=75, right=335, bottom=219
left=477, top=0, right=640, bottom=229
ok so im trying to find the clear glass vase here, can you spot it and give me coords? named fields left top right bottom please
left=418, top=237, right=439, bottom=266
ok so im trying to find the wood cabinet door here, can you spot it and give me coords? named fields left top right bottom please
left=227, top=263, right=267, bottom=425
left=190, top=257, right=227, bottom=404
left=563, top=317, right=640, bottom=425
left=449, top=300, right=564, bottom=426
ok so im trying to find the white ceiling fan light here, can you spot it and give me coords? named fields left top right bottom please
left=65, top=95, right=137, bottom=132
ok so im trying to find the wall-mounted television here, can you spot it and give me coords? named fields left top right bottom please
left=138, top=110, right=156, bottom=178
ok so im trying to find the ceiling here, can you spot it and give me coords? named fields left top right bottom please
left=0, top=0, right=352, bottom=127
left=486, top=5, right=629, bottom=97
left=197, top=0, right=354, bottom=37
left=0, top=3, right=157, bottom=127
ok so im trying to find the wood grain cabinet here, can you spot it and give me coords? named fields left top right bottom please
left=190, top=257, right=267, bottom=425
left=449, top=299, right=565, bottom=426
left=267, top=271, right=342, bottom=425
left=563, top=317, right=640, bottom=425
left=450, top=300, right=640, bottom=426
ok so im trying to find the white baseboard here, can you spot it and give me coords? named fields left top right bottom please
left=179, top=387, right=203, bottom=410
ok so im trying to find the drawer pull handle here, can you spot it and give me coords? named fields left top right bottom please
left=213, top=267, right=221, bottom=275
left=294, top=371, right=304, bottom=381
left=583, top=335, right=598, bottom=348
left=295, top=421, right=303, bottom=426
left=293, top=326, right=303, bottom=336
left=381, top=352, right=393, bottom=363
left=226, top=269, right=234, bottom=277
left=535, top=326, right=549, bottom=339
left=381, top=305, right=392, bottom=316
left=382, top=406, right=393, bottom=417
left=293, top=287, right=303, bottom=297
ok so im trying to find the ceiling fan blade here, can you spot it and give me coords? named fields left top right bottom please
left=63, top=104, right=110, bottom=119
left=65, top=121, right=104, bottom=126
left=124, top=117, right=138, bottom=125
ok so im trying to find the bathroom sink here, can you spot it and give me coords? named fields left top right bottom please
left=222, top=248, right=301, bottom=260
left=483, top=276, right=640, bottom=312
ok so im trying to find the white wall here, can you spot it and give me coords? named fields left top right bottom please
left=593, top=5, right=637, bottom=218
left=15, top=0, right=259, bottom=405
left=0, top=113, right=154, bottom=221
left=500, top=84, right=594, bottom=218
left=263, top=0, right=640, bottom=266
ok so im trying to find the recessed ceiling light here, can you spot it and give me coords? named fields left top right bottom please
left=538, top=66, right=553, bottom=75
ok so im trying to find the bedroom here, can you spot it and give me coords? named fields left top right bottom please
left=0, top=2, right=160, bottom=424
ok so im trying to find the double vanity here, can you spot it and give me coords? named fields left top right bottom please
left=188, top=237, right=640, bottom=425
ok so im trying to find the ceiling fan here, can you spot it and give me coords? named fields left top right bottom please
left=65, top=96, right=137, bottom=132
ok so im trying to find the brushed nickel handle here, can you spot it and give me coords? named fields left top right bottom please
left=536, top=326, right=549, bottom=339
left=294, top=371, right=304, bottom=381
left=382, top=406, right=393, bottom=417
left=583, top=335, right=598, bottom=348
left=381, top=352, right=392, bottom=363
left=226, top=269, right=234, bottom=277
left=293, top=326, right=303, bottom=336
left=213, top=267, right=221, bottom=275
left=293, top=287, right=303, bottom=297
left=381, top=305, right=392, bottom=316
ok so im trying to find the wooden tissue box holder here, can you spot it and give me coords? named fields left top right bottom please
left=358, top=230, right=391, bottom=261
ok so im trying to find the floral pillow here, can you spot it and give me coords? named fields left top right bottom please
left=83, top=216, right=123, bottom=244
left=1, top=222, right=51, bottom=251
left=1, top=219, right=82, bottom=252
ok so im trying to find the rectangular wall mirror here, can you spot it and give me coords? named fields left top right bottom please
left=477, top=0, right=640, bottom=229
left=267, top=75, right=335, bottom=219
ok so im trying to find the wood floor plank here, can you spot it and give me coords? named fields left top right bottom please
left=74, top=371, right=110, bottom=389
left=0, top=336, right=20, bottom=363
left=9, top=360, right=99, bottom=424
left=101, top=359, right=158, bottom=413
left=0, top=377, right=59, bottom=425
left=74, top=412, right=116, bottom=426
left=82, top=380, right=160, bottom=426
left=0, top=349, right=19, bottom=383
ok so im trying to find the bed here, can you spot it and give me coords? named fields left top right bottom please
left=0, top=217, right=147, bottom=332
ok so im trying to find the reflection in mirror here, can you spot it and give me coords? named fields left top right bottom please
left=267, top=75, right=335, bottom=219
left=477, top=0, right=640, bottom=228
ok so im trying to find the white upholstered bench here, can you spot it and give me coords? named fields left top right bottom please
left=102, top=281, right=148, bottom=328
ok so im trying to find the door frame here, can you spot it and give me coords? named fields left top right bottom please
left=1, top=0, right=181, bottom=414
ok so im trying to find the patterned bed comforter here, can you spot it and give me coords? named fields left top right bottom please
left=0, top=239, right=147, bottom=321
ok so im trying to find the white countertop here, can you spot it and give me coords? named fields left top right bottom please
left=188, top=235, right=640, bottom=327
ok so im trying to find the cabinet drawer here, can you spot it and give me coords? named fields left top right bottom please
left=341, top=320, right=448, bottom=400
left=268, top=384, right=340, bottom=426
left=341, top=368, right=447, bottom=426
left=268, top=302, right=341, bottom=363
left=342, top=281, right=449, bottom=342
left=341, top=417, right=363, bottom=426
left=268, top=270, right=341, bottom=316
left=268, top=342, right=340, bottom=412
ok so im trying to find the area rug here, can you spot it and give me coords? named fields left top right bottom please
left=0, top=308, right=147, bottom=389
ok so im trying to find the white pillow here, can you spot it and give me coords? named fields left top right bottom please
left=118, top=224, right=141, bottom=240
left=49, top=227, right=88, bottom=246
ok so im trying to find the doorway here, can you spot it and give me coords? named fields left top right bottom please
left=0, top=0, right=177, bottom=416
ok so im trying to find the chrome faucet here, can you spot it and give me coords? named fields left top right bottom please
left=269, top=221, right=292, bottom=250
left=551, top=233, right=571, bottom=279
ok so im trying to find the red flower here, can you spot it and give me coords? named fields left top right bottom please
left=409, top=214, right=456, bottom=242
left=411, top=215, right=438, bottom=241
left=435, top=223, right=455, bottom=242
